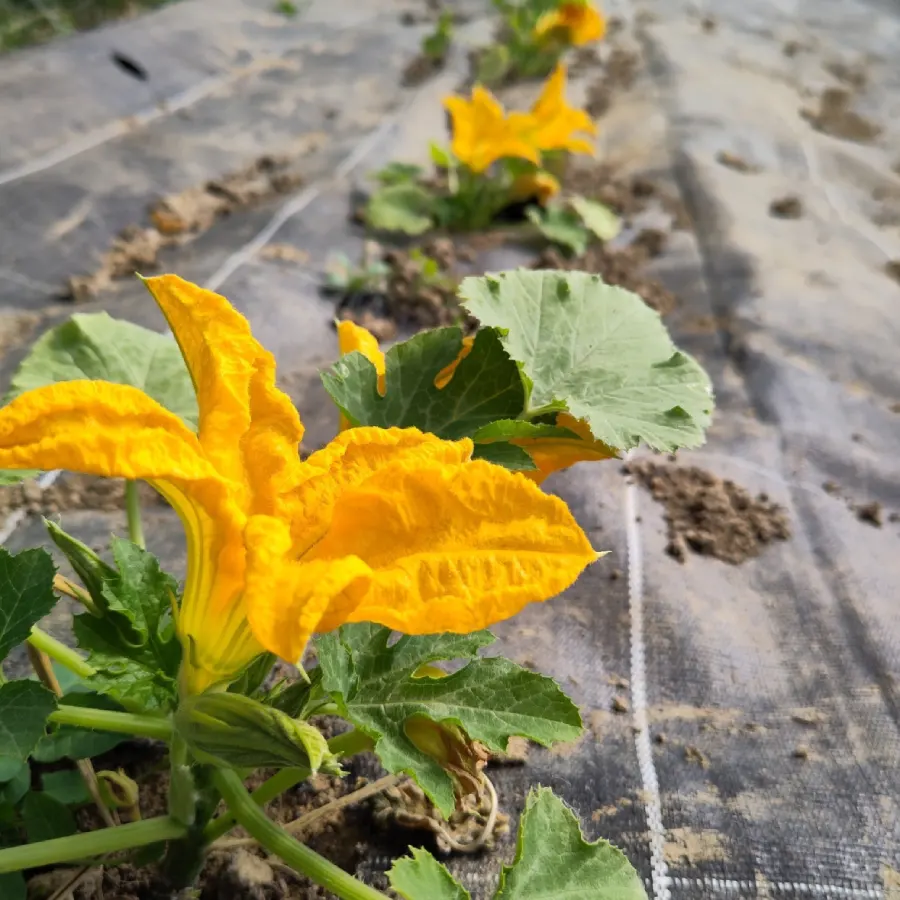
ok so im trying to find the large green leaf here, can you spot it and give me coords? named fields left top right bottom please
left=495, top=788, right=647, bottom=899
left=22, top=792, right=77, bottom=842
left=33, top=692, right=125, bottom=763
left=389, top=847, right=471, bottom=900
left=570, top=197, right=621, bottom=242
left=316, top=624, right=582, bottom=816
left=0, top=874, right=25, bottom=900
left=366, top=183, right=435, bottom=235
left=0, top=681, right=56, bottom=780
left=5, top=312, right=197, bottom=428
left=0, top=764, right=30, bottom=808
left=323, top=327, right=524, bottom=440
left=526, top=206, right=589, bottom=256
left=0, top=547, right=57, bottom=664
left=459, top=270, right=713, bottom=452
left=71, top=539, right=181, bottom=713
left=41, top=769, right=91, bottom=806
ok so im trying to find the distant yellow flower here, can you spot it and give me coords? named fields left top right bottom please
left=510, top=170, right=561, bottom=205
left=339, top=326, right=615, bottom=483
left=534, top=2, right=606, bottom=46
left=0, top=277, right=596, bottom=693
left=444, top=86, right=540, bottom=173
left=510, top=63, right=597, bottom=157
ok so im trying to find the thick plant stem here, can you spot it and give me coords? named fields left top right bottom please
left=0, top=817, right=186, bottom=874
left=203, top=728, right=374, bottom=842
left=49, top=706, right=172, bottom=742
left=27, top=627, right=95, bottom=678
left=125, top=480, right=145, bottom=548
left=212, top=769, right=390, bottom=900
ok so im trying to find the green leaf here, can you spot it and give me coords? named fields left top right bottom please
left=317, top=624, right=582, bottom=816
left=33, top=693, right=126, bottom=763
left=6, top=312, right=197, bottom=429
left=323, top=327, right=523, bottom=440
left=570, top=197, right=621, bottom=242
left=460, top=270, right=714, bottom=452
left=45, top=521, right=116, bottom=612
left=471, top=442, right=536, bottom=470
left=0, top=681, right=56, bottom=780
left=41, top=769, right=91, bottom=806
left=0, top=764, right=30, bottom=807
left=429, top=142, right=452, bottom=169
left=471, top=420, right=580, bottom=442
left=71, top=539, right=181, bottom=713
left=526, top=206, right=589, bottom=256
left=376, top=162, right=425, bottom=187
left=475, top=43, right=511, bottom=85
left=0, top=874, right=25, bottom=900
left=366, top=183, right=435, bottom=235
left=0, top=547, right=58, bottom=664
left=495, top=787, right=647, bottom=899
left=389, top=847, right=471, bottom=900
left=22, top=792, right=77, bottom=843
left=0, top=471, right=38, bottom=486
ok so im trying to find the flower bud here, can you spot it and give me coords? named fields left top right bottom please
left=404, top=715, right=489, bottom=799
left=96, top=769, right=141, bottom=818
left=175, top=692, right=339, bottom=773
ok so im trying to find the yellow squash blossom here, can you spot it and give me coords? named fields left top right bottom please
left=534, top=2, right=606, bottom=46
left=0, top=277, right=597, bottom=693
left=338, top=326, right=616, bottom=483
left=510, top=63, right=597, bottom=157
left=444, top=86, right=540, bottom=173
left=510, top=170, right=561, bottom=205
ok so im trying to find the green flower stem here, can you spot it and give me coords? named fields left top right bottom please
left=0, top=816, right=186, bottom=874
left=49, top=705, right=172, bottom=742
left=27, top=627, right=95, bottom=678
left=203, top=728, right=373, bottom=842
left=125, top=480, right=145, bottom=548
left=212, top=769, right=389, bottom=900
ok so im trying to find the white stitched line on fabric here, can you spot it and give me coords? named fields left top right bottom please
left=668, top=877, right=882, bottom=898
left=625, top=453, right=672, bottom=900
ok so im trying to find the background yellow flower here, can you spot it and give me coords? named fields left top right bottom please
left=534, top=2, right=606, bottom=46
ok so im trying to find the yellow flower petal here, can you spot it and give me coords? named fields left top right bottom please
left=337, top=321, right=386, bottom=418
left=286, top=427, right=474, bottom=555
left=244, top=515, right=371, bottom=664
left=534, top=3, right=606, bottom=46
left=444, top=86, right=541, bottom=173
left=509, top=171, right=561, bottom=205
left=305, top=459, right=599, bottom=635
left=433, top=335, right=475, bottom=389
left=142, top=274, right=304, bottom=490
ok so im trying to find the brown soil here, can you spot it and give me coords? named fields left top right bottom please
left=884, top=260, right=900, bottom=285
left=534, top=234, right=678, bottom=315
left=584, top=47, right=639, bottom=118
left=0, top=473, right=165, bottom=519
left=802, top=87, right=881, bottom=144
left=335, top=237, right=473, bottom=332
left=627, top=460, right=791, bottom=564
left=824, top=60, right=868, bottom=91
left=402, top=52, right=445, bottom=87
left=855, top=501, right=883, bottom=528
left=563, top=161, right=692, bottom=230
left=67, top=143, right=325, bottom=301
left=769, top=196, right=803, bottom=219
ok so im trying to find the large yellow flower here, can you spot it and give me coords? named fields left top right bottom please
left=337, top=325, right=616, bottom=483
left=534, top=2, right=606, bottom=46
left=0, top=277, right=597, bottom=693
left=444, top=86, right=540, bottom=173
left=510, top=63, right=597, bottom=157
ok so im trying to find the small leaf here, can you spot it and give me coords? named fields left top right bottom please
left=472, top=420, right=580, bottom=442
left=526, top=206, right=589, bottom=256
left=376, top=162, right=425, bottom=186
left=22, top=792, right=77, bottom=843
left=45, top=521, right=117, bottom=613
left=429, top=142, right=452, bottom=169
left=0, top=471, right=38, bottom=486
left=33, top=693, right=126, bottom=763
left=0, top=764, right=30, bottom=807
left=323, top=327, right=523, bottom=441
left=0, top=874, right=25, bottom=900
left=366, top=183, right=435, bottom=235
left=471, top=442, right=537, bottom=470
left=0, top=681, right=56, bottom=780
left=570, top=196, right=621, bottom=242
left=317, top=625, right=581, bottom=816
left=495, top=787, right=647, bottom=899
left=6, top=312, right=197, bottom=429
left=460, top=270, right=714, bottom=452
left=41, top=769, right=91, bottom=806
left=389, top=847, right=471, bottom=900
left=475, top=43, right=511, bottom=85
left=0, top=547, right=58, bottom=664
